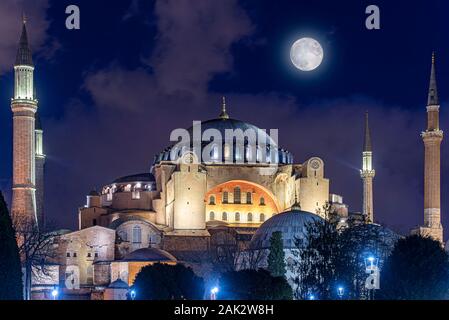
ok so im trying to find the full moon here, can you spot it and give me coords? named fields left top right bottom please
left=290, top=37, right=324, bottom=71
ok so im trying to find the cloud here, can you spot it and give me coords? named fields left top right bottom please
left=0, top=0, right=50, bottom=74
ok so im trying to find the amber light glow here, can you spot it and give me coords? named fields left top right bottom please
left=205, top=180, right=280, bottom=225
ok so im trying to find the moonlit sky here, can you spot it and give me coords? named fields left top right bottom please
left=0, top=0, right=448, bottom=238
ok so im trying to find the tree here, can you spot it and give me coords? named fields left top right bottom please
left=13, top=216, right=58, bottom=300
left=292, top=204, right=341, bottom=300
left=0, top=191, right=23, bottom=300
left=378, top=235, right=449, bottom=300
left=220, top=269, right=292, bottom=300
left=267, top=231, right=286, bottom=277
left=132, top=263, right=204, bottom=300
left=291, top=202, right=397, bottom=300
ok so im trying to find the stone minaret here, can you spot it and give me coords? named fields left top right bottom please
left=360, top=111, right=375, bottom=223
left=11, top=18, right=38, bottom=226
left=35, top=113, right=45, bottom=228
left=414, top=53, right=444, bottom=243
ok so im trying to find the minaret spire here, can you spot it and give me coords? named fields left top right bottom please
left=412, top=52, right=444, bottom=243
left=15, top=16, right=33, bottom=67
left=219, top=96, right=229, bottom=119
left=360, top=111, right=375, bottom=223
left=428, top=52, right=439, bottom=106
left=363, top=111, right=372, bottom=152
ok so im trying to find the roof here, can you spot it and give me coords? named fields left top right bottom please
left=121, top=248, right=177, bottom=262
left=15, top=22, right=33, bottom=66
left=108, top=215, right=155, bottom=229
left=250, top=209, right=323, bottom=249
left=113, top=173, right=155, bottom=184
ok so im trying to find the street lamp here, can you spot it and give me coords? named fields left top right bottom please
left=364, top=255, right=380, bottom=300
left=51, top=288, right=59, bottom=300
left=210, top=287, right=219, bottom=300
left=337, top=286, right=344, bottom=300
left=130, top=289, right=136, bottom=300
left=308, top=294, right=316, bottom=300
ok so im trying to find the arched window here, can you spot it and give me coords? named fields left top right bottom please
left=209, top=195, right=216, bottom=205
left=248, top=212, right=253, bottom=222
left=245, top=145, right=252, bottom=162
left=260, top=197, right=265, bottom=205
left=223, top=191, right=228, bottom=204
left=224, top=144, right=231, bottom=160
left=246, top=192, right=252, bottom=204
left=222, top=212, right=228, bottom=221
left=235, top=212, right=240, bottom=222
left=260, top=213, right=265, bottom=222
left=234, top=187, right=241, bottom=204
left=210, top=211, right=215, bottom=220
left=132, top=225, right=142, bottom=243
left=211, top=144, right=219, bottom=161
left=256, top=146, right=262, bottom=162
left=118, top=230, right=128, bottom=242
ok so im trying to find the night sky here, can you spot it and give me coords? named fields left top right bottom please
left=0, top=0, right=448, bottom=238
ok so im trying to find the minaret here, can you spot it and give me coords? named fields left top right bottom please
left=35, top=113, right=45, bottom=228
left=414, top=53, right=444, bottom=243
left=11, top=17, right=38, bottom=226
left=360, top=111, right=375, bottom=223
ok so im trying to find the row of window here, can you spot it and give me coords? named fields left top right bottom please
left=66, top=252, right=98, bottom=258
left=118, top=226, right=143, bottom=243
left=117, top=226, right=159, bottom=245
left=106, top=190, right=141, bottom=201
left=209, top=211, right=266, bottom=222
left=209, top=187, right=265, bottom=205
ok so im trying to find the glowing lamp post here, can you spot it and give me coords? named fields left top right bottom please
left=337, top=286, right=344, bottom=300
left=210, top=287, right=219, bottom=300
left=308, top=294, right=316, bottom=300
left=51, top=288, right=59, bottom=300
left=130, top=289, right=136, bottom=300
left=364, top=255, right=380, bottom=300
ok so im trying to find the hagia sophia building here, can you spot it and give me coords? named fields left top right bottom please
left=7, top=19, right=444, bottom=299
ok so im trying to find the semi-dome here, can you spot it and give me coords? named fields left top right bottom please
left=121, top=248, right=177, bottom=262
left=102, top=172, right=156, bottom=195
left=250, top=208, right=323, bottom=250
left=88, top=190, right=100, bottom=196
left=153, top=100, right=293, bottom=165
left=113, top=173, right=155, bottom=184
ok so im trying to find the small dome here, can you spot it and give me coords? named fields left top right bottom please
left=88, top=190, right=100, bottom=196
left=108, top=279, right=129, bottom=289
left=122, top=248, right=176, bottom=262
left=113, top=173, right=155, bottom=184
left=250, top=209, right=323, bottom=250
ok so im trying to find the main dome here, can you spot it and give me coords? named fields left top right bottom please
left=153, top=104, right=293, bottom=166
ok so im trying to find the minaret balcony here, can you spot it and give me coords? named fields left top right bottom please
left=421, top=130, right=443, bottom=140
